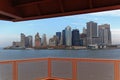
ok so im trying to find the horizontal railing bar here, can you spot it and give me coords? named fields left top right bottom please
left=0, top=58, right=120, bottom=64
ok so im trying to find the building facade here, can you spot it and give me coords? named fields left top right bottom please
left=87, top=21, right=98, bottom=45
left=72, top=29, right=80, bottom=46
left=21, top=33, right=26, bottom=48
left=62, top=30, right=66, bottom=45
left=35, top=33, right=41, bottom=48
left=65, top=26, right=72, bottom=46
left=49, top=35, right=58, bottom=47
left=25, top=36, right=33, bottom=48
left=98, top=24, right=112, bottom=45
left=41, top=34, right=47, bottom=47
left=56, top=32, right=61, bottom=45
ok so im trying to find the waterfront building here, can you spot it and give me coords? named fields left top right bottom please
left=65, top=26, right=72, bottom=46
left=12, top=42, right=21, bottom=47
left=92, top=37, right=101, bottom=45
left=56, top=32, right=61, bottom=45
left=35, top=33, right=41, bottom=48
left=80, top=33, right=87, bottom=46
left=25, top=36, right=33, bottom=48
left=86, top=21, right=98, bottom=45
left=98, top=24, right=112, bottom=45
left=41, top=34, right=47, bottom=47
left=21, top=33, right=26, bottom=48
left=49, top=35, right=58, bottom=47
left=56, top=32, right=61, bottom=41
left=72, top=29, right=80, bottom=46
left=25, top=37, right=29, bottom=48
left=83, top=27, right=87, bottom=34
left=62, top=30, right=66, bottom=45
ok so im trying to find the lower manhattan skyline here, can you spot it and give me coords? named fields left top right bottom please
left=0, top=9, right=120, bottom=47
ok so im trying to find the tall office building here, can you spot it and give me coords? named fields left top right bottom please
left=21, top=33, right=26, bottom=47
left=27, top=36, right=33, bottom=48
left=65, top=26, right=72, bottom=46
left=25, top=37, right=29, bottom=48
left=62, top=30, right=66, bottom=45
left=87, top=21, right=98, bottom=37
left=56, top=32, right=61, bottom=40
left=35, top=33, right=41, bottom=48
left=80, top=33, right=87, bottom=46
left=72, top=29, right=80, bottom=46
left=83, top=27, right=87, bottom=34
left=49, top=35, right=58, bottom=47
left=56, top=32, right=61, bottom=45
left=98, top=24, right=111, bottom=45
left=41, top=34, right=47, bottom=47
left=86, top=21, right=98, bottom=45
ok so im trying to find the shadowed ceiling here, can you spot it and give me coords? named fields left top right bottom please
left=0, top=0, right=120, bottom=22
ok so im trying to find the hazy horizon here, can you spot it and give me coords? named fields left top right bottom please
left=1, top=9, right=120, bottom=47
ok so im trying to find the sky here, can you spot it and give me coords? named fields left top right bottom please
left=0, top=9, right=120, bottom=47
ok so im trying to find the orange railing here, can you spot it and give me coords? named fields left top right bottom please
left=0, top=58, right=119, bottom=80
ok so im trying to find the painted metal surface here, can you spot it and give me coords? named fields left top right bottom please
left=0, top=58, right=119, bottom=80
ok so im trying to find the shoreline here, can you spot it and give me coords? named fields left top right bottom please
left=3, top=47, right=120, bottom=50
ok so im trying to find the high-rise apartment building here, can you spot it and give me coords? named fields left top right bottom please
left=98, top=24, right=112, bottom=45
left=65, top=26, right=72, bottom=46
left=72, top=29, right=80, bottom=46
left=35, top=33, right=41, bottom=48
left=86, top=21, right=98, bottom=45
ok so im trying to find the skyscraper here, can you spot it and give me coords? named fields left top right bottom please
left=49, top=35, right=58, bottom=47
left=56, top=32, right=61, bottom=45
left=80, top=33, right=87, bottom=46
left=86, top=21, right=98, bottom=45
left=72, top=29, right=80, bottom=46
left=35, top=33, right=41, bottom=48
left=87, top=21, right=98, bottom=37
left=65, top=26, right=72, bottom=46
left=62, top=30, right=66, bottom=45
left=21, top=33, right=26, bottom=48
left=25, top=37, right=29, bottom=48
left=83, top=27, right=87, bottom=34
left=98, top=24, right=111, bottom=45
left=27, top=36, right=33, bottom=48
left=41, top=34, right=47, bottom=47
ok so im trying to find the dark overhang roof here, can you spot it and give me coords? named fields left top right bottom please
left=0, top=0, right=120, bottom=22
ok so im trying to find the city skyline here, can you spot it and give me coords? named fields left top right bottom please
left=9, top=22, right=111, bottom=49
left=0, top=9, right=120, bottom=47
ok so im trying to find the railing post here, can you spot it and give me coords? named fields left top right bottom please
left=48, top=58, right=52, bottom=78
left=114, top=61, right=119, bottom=80
left=13, top=61, right=18, bottom=80
left=72, top=59, right=77, bottom=80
